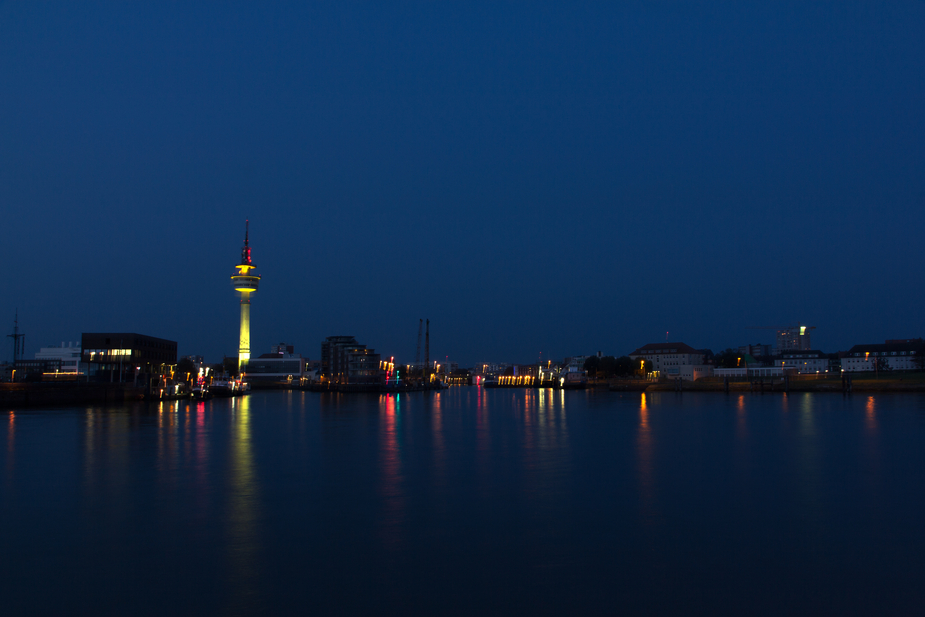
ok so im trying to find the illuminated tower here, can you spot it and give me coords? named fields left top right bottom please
left=231, top=221, right=261, bottom=374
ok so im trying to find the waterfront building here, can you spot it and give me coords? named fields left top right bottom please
left=245, top=345, right=310, bottom=384
left=738, top=343, right=772, bottom=358
left=513, top=364, right=537, bottom=377
left=437, top=361, right=459, bottom=375
left=446, top=369, right=470, bottom=386
left=715, top=366, right=793, bottom=379
left=35, top=342, right=82, bottom=375
left=677, top=364, right=714, bottom=381
left=13, top=358, right=63, bottom=381
left=473, top=362, right=503, bottom=376
left=230, top=221, right=261, bottom=374
left=321, top=335, right=383, bottom=386
left=271, top=343, right=294, bottom=355
left=778, top=349, right=830, bottom=374
left=81, top=333, right=177, bottom=382
left=629, top=342, right=711, bottom=380
left=841, top=339, right=925, bottom=372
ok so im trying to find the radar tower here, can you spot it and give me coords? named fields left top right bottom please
left=230, top=221, right=261, bottom=374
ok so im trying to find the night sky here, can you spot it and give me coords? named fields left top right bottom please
left=3, top=1, right=924, bottom=366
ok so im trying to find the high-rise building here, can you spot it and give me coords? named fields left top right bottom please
left=230, top=221, right=261, bottom=374
left=775, top=324, right=814, bottom=354
left=320, top=335, right=382, bottom=386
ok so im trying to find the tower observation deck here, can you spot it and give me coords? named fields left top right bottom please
left=231, top=220, right=261, bottom=374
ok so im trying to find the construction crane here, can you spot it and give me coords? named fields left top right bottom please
left=746, top=323, right=816, bottom=334
left=414, top=319, right=423, bottom=365
left=425, top=319, right=430, bottom=384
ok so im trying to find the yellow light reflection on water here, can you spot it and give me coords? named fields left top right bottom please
left=865, top=396, right=877, bottom=432
left=861, top=395, right=882, bottom=504
left=227, top=395, right=260, bottom=610
left=637, top=392, right=655, bottom=521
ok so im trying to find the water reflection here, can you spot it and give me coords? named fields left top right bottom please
left=796, top=395, right=823, bottom=525
left=637, top=393, right=656, bottom=521
left=431, top=392, right=446, bottom=490
left=156, top=401, right=180, bottom=492
left=379, top=393, right=405, bottom=549
left=862, top=396, right=882, bottom=504
left=476, top=385, right=490, bottom=452
left=5, top=411, right=13, bottom=485
left=192, top=401, right=211, bottom=519
left=736, top=394, right=748, bottom=441
left=7, top=390, right=925, bottom=615
left=226, top=395, right=261, bottom=611
left=86, top=407, right=131, bottom=497
left=865, top=396, right=878, bottom=432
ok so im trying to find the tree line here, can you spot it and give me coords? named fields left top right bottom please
left=582, top=356, right=649, bottom=379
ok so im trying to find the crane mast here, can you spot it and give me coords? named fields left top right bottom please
left=7, top=309, right=24, bottom=366
left=414, top=318, right=423, bottom=380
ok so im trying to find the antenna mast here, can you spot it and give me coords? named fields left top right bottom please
left=425, top=319, right=430, bottom=384
left=7, top=309, right=25, bottom=365
left=414, top=319, right=423, bottom=379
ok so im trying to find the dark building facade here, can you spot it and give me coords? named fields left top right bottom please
left=321, top=335, right=382, bottom=386
left=81, top=333, right=177, bottom=382
left=13, top=359, right=62, bottom=381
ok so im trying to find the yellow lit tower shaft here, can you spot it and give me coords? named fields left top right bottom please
left=231, top=221, right=261, bottom=374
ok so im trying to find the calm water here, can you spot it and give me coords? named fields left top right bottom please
left=3, top=389, right=925, bottom=616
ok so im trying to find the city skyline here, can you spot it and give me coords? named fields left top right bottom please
left=3, top=2, right=924, bottom=366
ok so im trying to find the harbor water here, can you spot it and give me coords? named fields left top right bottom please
left=2, top=389, right=925, bottom=615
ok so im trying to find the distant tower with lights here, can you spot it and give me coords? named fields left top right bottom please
left=231, top=221, right=261, bottom=374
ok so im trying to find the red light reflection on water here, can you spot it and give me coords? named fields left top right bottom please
left=379, top=394, right=404, bottom=549
left=194, top=401, right=209, bottom=494
left=6, top=411, right=14, bottom=482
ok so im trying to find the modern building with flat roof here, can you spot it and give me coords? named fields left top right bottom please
left=35, top=342, right=82, bottom=374
left=778, top=349, right=830, bottom=374
left=245, top=344, right=310, bottom=384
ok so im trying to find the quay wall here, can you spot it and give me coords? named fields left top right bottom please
left=0, top=383, right=145, bottom=408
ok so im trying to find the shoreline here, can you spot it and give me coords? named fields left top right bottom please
left=644, top=378, right=925, bottom=393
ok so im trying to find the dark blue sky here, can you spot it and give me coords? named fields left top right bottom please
left=3, top=1, right=924, bottom=366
